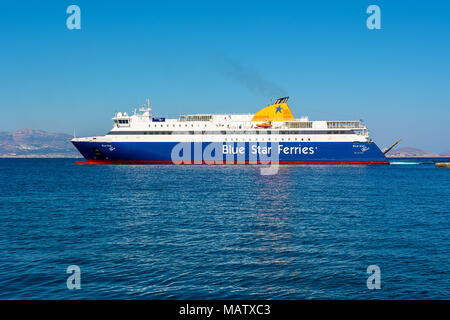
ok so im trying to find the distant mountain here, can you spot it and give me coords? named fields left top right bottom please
left=0, top=129, right=81, bottom=158
left=386, top=146, right=447, bottom=157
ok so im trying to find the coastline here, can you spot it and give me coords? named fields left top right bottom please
left=0, top=154, right=82, bottom=159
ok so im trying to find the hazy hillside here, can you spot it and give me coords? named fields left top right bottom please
left=386, top=147, right=445, bottom=157
left=0, top=129, right=80, bottom=157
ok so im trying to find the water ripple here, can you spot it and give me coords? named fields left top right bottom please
left=0, top=159, right=449, bottom=299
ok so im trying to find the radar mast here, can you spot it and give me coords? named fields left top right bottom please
left=139, top=98, right=152, bottom=117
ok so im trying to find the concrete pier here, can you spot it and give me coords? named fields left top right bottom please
left=436, top=163, right=450, bottom=168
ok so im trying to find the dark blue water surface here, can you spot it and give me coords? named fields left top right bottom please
left=0, top=158, right=449, bottom=299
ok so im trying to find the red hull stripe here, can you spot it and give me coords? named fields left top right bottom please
left=75, top=160, right=389, bottom=165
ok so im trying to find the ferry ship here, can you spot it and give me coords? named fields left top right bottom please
left=72, top=97, right=389, bottom=165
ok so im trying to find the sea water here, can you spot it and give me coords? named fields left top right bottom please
left=0, top=158, right=449, bottom=299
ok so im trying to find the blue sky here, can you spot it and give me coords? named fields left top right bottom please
left=0, top=0, right=449, bottom=151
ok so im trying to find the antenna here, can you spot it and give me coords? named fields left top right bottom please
left=73, top=128, right=76, bottom=138
left=146, top=98, right=152, bottom=117
left=139, top=98, right=152, bottom=117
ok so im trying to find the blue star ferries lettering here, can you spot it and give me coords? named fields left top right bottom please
left=222, top=144, right=317, bottom=155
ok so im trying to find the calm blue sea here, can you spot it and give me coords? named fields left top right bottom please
left=0, top=158, right=449, bottom=299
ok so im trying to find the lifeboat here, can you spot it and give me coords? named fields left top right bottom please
left=255, top=122, right=272, bottom=128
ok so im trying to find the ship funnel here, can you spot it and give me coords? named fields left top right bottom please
left=251, top=96, right=294, bottom=122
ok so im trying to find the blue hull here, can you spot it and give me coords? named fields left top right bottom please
left=72, top=141, right=388, bottom=164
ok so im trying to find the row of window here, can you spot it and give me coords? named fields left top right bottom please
left=179, top=115, right=213, bottom=121
left=150, top=123, right=227, bottom=128
left=285, top=121, right=313, bottom=128
left=223, top=137, right=312, bottom=142
left=327, top=121, right=361, bottom=128
left=116, top=121, right=362, bottom=129
left=108, top=130, right=354, bottom=135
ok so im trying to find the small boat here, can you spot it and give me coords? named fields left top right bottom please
left=255, top=121, right=272, bottom=128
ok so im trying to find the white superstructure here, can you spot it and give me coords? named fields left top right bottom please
left=73, top=97, right=370, bottom=144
